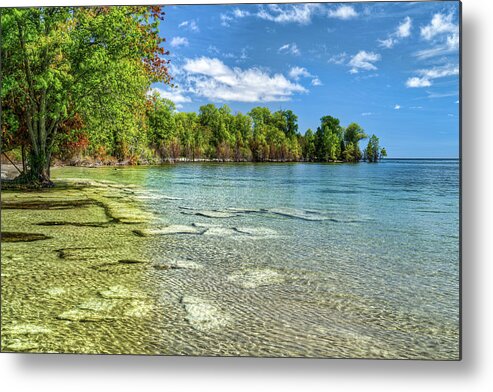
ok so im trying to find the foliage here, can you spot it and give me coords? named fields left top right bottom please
left=1, top=6, right=386, bottom=177
left=1, top=5, right=170, bottom=184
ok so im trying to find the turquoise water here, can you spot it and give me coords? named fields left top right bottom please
left=53, top=159, right=459, bottom=359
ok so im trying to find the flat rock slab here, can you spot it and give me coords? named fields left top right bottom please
left=181, top=296, right=230, bottom=332
left=153, top=259, right=203, bottom=271
left=267, top=208, right=329, bottom=221
left=57, top=309, right=117, bottom=322
left=228, top=269, right=284, bottom=289
left=133, top=225, right=205, bottom=236
left=99, top=285, right=147, bottom=300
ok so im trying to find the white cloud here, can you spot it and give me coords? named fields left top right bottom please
left=406, top=77, right=432, bottom=88
left=378, top=38, right=396, bottom=49
left=414, top=32, right=459, bottom=59
left=378, top=17, right=412, bottom=49
left=233, top=8, right=250, bottom=18
left=182, top=57, right=306, bottom=102
left=257, top=4, right=321, bottom=25
left=361, top=112, right=373, bottom=116
left=421, top=13, right=458, bottom=40
left=328, top=52, right=348, bottom=65
left=288, top=66, right=321, bottom=86
left=278, top=43, right=300, bottom=56
left=288, top=66, right=311, bottom=80
left=150, top=87, right=192, bottom=107
left=178, top=20, right=199, bottom=32
left=170, top=37, right=189, bottom=48
left=348, top=51, right=381, bottom=73
left=406, top=64, right=459, bottom=88
left=418, top=64, right=459, bottom=79
left=220, top=13, right=233, bottom=27
left=394, top=104, right=401, bottom=110
left=328, top=5, right=358, bottom=20
left=397, top=16, right=412, bottom=38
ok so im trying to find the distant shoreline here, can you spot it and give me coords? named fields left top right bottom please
left=1, top=158, right=461, bottom=181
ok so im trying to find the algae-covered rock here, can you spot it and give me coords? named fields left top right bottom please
left=57, top=309, right=116, bottom=322
left=1, top=232, right=52, bottom=243
left=118, top=259, right=147, bottom=265
left=99, top=285, right=147, bottom=300
left=2, top=339, right=39, bottom=352
left=77, top=299, right=116, bottom=312
left=45, top=287, right=66, bottom=296
left=1, top=199, right=96, bottom=210
left=3, top=324, right=52, bottom=335
left=124, top=300, right=154, bottom=318
left=56, top=247, right=99, bottom=261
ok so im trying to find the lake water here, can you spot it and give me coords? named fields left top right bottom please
left=2, top=160, right=460, bottom=359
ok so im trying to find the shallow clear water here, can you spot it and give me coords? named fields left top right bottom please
left=2, top=160, right=459, bottom=359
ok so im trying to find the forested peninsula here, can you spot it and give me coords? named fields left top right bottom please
left=1, top=6, right=386, bottom=187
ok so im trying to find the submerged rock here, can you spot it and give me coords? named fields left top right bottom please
left=267, top=207, right=329, bottom=221
left=99, top=285, right=147, bottom=300
left=37, top=221, right=107, bottom=228
left=181, top=296, right=230, bottom=332
left=77, top=299, right=115, bottom=312
left=2, top=232, right=52, bottom=243
left=124, top=300, right=154, bottom=318
left=232, top=227, right=278, bottom=237
left=228, top=269, right=284, bottom=289
left=45, top=287, right=66, bottom=296
left=180, top=208, right=238, bottom=218
left=118, top=259, right=147, bottom=265
left=56, top=247, right=99, bottom=261
left=133, top=225, right=205, bottom=237
left=153, top=259, right=203, bottom=271
left=57, top=309, right=116, bottom=322
left=134, top=193, right=183, bottom=201
left=1, top=199, right=96, bottom=210
left=202, top=226, right=239, bottom=237
left=3, top=324, right=52, bottom=335
left=2, top=339, right=39, bottom=352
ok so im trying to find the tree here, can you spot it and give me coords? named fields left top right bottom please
left=302, top=129, right=316, bottom=161
left=315, top=116, right=343, bottom=162
left=365, top=134, right=379, bottom=162
left=147, top=93, right=176, bottom=160
left=1, top=6, right=171, bottom=185
left=343, top=123, right=367, bottom=162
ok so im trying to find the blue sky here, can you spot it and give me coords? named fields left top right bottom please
left=154, top=1, right=460, bottom=158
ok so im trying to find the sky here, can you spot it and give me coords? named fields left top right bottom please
left=154, top=1, right=460, bottom=158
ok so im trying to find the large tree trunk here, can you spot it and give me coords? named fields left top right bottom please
left=27, top=147, right=54, bottom=187
left=23, top=109, right=56, bottom=187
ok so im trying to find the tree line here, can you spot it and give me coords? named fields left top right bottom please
left=1, top=6, right=386, bottom=186
left=143, top=95, right=386, bottom=164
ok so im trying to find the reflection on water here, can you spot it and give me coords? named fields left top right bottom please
left=1, top=160, right=459, bottom=359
